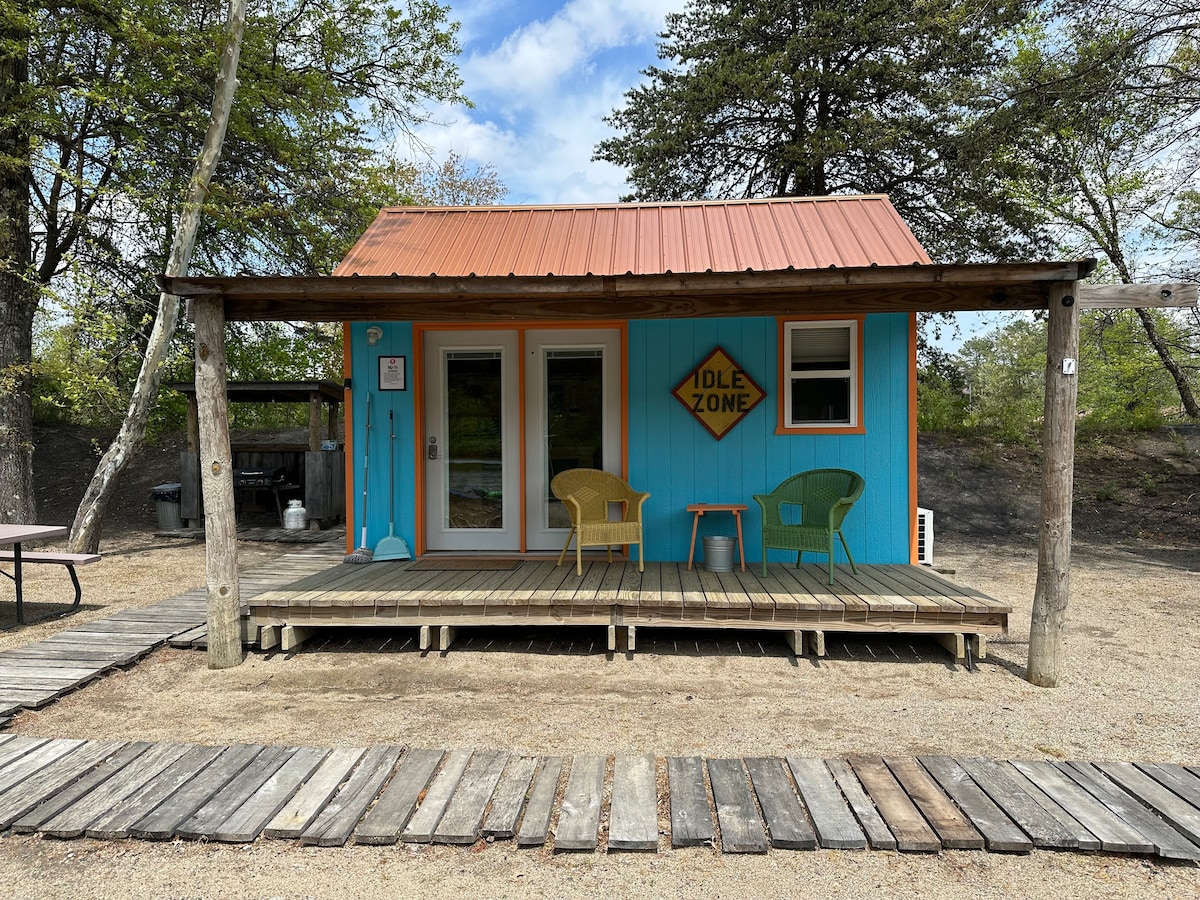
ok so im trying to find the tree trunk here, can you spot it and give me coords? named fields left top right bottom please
left=1134, top=307, right=1199, bottom=419
left=1027, top=283, right=1080, bottom=687
left=67, top=0, right=247, bottom=553
left=0, top=7, right=36, bottom=524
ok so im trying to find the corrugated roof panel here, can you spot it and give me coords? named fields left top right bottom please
left=585, top=207, right=617, bottom=274
left=483, top=209, right=533, bottom=275
left=460, top=209, right=510, bottom=275
left=415, top=209, right=468, bottom=274
left=658, top=205, right=688, bottom=273
left=724, top=203, right=764, bottom=271
left=819, top=201, right=867, bottom=267
left=558, top=208, right=594, bottom=275
left=511, top=209, right=554, bottom=274
left=680, top=204, right=712, bottom=272
left=746, top=204, right=790, bottom=271
left=636, top=206, right=662, bottom=276
left=793, top=201, right=846, bottom=267
left=770, top=203, right=820, bottom=269
left=703, top=204, right=739, bottom=272
left=612, top=207, right=640, bottom=275
left=334, top=196, right=931, bottom=278
left=861, top=197, right=932, bottom=265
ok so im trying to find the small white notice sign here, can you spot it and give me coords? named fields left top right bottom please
left=379, top=356, right=407, bottom=391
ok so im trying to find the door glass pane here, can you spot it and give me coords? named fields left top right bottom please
left=446, top=351, right=504, bottom=529
left=544, top=349, right=604, bottom=529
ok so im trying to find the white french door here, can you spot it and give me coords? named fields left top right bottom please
left=423, top=328, right=620, bottom=552
left=524, top=329, right=621, bottom=550
left=423, top=331, right=521, bottom=551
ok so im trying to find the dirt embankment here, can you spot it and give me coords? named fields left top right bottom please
left=33, top=423, right=1200, bottom=549
left=916, top=427, right=1200, bottom=550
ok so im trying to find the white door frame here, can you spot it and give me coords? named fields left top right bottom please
left=423, top=330, right=520, bottom=551
left=524, top=328, right=622, bottom=551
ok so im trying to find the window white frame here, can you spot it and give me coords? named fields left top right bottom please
left=782, top=319, right=860, bottom=430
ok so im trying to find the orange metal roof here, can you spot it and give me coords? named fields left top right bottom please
left=333, top=196, right=932, bottom=278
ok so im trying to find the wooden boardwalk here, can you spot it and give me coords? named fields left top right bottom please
left=0, top=549, right=343, bottom=720
left=0, top=735, right=1197, bottom=859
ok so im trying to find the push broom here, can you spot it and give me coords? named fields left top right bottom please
left=344, top=394, right=374, bottom=564
left=373, top=409, right=412, bottom=561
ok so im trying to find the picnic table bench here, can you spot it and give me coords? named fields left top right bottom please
left=0, top=525, right=101, bottom=625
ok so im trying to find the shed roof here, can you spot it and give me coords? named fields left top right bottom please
left=168, top=380, right=343, bottom=404
left=333, top=196, right=932, bottom=278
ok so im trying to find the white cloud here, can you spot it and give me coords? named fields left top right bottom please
left=408, top=0, right=675, bottom=203
left=463, top=0, right=674, bottom=103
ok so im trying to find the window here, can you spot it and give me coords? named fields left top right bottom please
left=780, top=319, right=861, bottom=431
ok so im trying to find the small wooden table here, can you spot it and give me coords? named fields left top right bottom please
left=686, top=503, right=748, bottom=572
left=0, top=524, right=69, bottom=625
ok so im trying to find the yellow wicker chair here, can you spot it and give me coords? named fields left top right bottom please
left=551, top=468, right=649, bottom=575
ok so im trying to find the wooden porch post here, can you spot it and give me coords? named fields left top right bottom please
left=194, top=297, right=242, bottom=669
left=1027, top=281, right=1079, bottom=687
left=308, top=391, right=322, bottom=452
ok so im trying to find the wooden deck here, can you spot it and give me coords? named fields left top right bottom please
left=248, top=558, right=1010, bottom=660
left=0, top=734, right=1198, bottom=858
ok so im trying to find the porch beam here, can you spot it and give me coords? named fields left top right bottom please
left=194, top=296, right=242, bottom=669
left=1077, top=282, right=1197, bottom=309
left=160, top=261, right=1100, bottom=322
left=1027, top=281, right=1080, bottom=688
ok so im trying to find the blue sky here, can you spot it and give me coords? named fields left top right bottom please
left=410, top=0, right=678, bottom=204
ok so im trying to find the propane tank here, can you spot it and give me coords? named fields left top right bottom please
left=283, top=498, right=307, bottom=530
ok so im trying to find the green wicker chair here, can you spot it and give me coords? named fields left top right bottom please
left=753, top=469, right=865, bottom=584
left=551, top=469, right=649, bottom=576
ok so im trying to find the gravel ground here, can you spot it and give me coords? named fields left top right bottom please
left=1, top=530, right=1198, bottom=897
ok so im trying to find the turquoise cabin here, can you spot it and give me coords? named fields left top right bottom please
left=338, top=197, right=923, bottom=567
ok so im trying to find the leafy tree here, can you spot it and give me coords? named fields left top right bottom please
left=0, top=0, right=467, bottom=524
left=916, top=345, right=971, bottom=432
left=924, top=309, right=1193, bottom=437
left=375, top=150, right=507, bottom=207
left=594, top=0, right=1040, bottom=259
left=977, top=3, right=1200, bottom=416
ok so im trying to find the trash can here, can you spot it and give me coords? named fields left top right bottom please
left=151, top=482, right=183, bottom=531
left=702, top=535, right=735, bottom=572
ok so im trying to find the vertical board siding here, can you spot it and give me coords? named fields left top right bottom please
left=628, top=314, right=911, bottom=565
left=348, top=314, right=912, bottom=564
left=348, top=322, right=417, bottom=553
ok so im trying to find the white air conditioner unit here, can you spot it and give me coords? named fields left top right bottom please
left=916, top=507, right=934, bottom=565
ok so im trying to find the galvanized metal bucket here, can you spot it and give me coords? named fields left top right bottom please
left=702, top=535, right=736, bottom=572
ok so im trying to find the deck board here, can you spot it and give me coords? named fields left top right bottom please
left=516, top=756, right=564, bottom=847
left=667, top=756, right=714, bottom=848
left=355, top=748, right=444, bottom=845
left=707, top=758, right=768, bottom=853
left=555, top=754, right=606, bottom=851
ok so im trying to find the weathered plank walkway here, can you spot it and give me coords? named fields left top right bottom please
left=0, top=549, right=343, bottom=718
left=0, top=736, right=1197, bottom=860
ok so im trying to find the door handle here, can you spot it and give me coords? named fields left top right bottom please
left=427, top=437, right=438, bottom=460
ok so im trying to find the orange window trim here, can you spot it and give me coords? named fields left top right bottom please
left=412, top=329, right=427, bottom=557
left=775, top=314, right=866, bottom=436
left=908, top=312, right=919, bottom=564
left=343, top=322, right=354, bottom=556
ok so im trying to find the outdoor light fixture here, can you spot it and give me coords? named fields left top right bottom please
left=366, top=325, right=383, bottom=346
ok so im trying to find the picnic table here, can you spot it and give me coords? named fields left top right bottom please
left=0, top=525, right=99, bottom=625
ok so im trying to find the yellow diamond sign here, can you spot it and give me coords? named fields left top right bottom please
left=672, top=346, right=766, bottom=440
